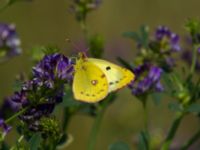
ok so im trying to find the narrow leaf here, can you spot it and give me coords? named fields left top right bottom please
left=28, top=133, right=42, bottom=150
left=187, top=104, right=200, bottom=113
left=109, top=141, right=130, bottom=150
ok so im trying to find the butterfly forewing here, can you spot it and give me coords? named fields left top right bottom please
left=73, top=61, right=109, bottom=103
left=88, top=58, right=135, bottom=92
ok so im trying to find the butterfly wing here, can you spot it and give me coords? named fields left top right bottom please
left=73, top=60, right=109, bottom=103
left=88, top=58, right=135, bottom=92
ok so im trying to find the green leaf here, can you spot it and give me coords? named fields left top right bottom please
left=7, top=0, right=21, bottom=5
left=123, top=31, right=141, bottom=42
left=187, top=103, right=200, bottom=113
left=117, top=57, right=135, bottom=71
left=109, top=141, right=130, bottom=150
left=162, top=72, right=177, bottom=94
left=28, top=133, right=42, bottom=150
left=12, top=79, right=23, bottom=92
left=57, top=134, right=73, bottom=149
left=185, top=18, right=200, bottom=37
left=1, top=142, right=9, bottom=150
left=151, top=93, right=163, bottom=105
left=138, top=131, right=150, bottom=150
left=62, top=85, right=81, bottom=107
left=168, top=102, right=182, bottom=112
left=139, top=25, right=149, bottom=48
left=89, top=34, right=104, bottom=58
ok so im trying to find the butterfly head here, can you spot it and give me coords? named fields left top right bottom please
left=74, top=52, right=88, bottom=71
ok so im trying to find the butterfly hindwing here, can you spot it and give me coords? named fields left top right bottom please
left=73, top=60, right=109, bottom=103
left=88, top=58, right=135, bottom=92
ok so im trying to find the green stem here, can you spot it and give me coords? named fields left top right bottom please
left=87, top=105, right=106, bottom=150
left=80, top=19, right=89, bottom=40
left=5, top=107, right=28, bottom=124
left=62, top=108, right=71, bottom=131
left=180, top=129, right=200, bottom=150
left=0, top=0, right=10, bottom=12
left=142, top=100, right=148, bottom=131
left=190, top=45, right=198, bottom=75
left=161, top=112, right=185, bottom=150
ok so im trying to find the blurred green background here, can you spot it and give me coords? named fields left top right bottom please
left=0, top=0, right=200, bottom=149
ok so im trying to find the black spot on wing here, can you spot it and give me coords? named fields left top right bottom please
left=109, top=82, right=114, bottom=85
left=101, top=74, right=106, bottom=78
left=106, top=66, right=111, bottom=71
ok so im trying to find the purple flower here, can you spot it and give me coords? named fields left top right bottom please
left=0, top=97, right=23, bottom=118
left=155, top=26, right=181, bottom=52
left=0, top=119, right=11, bottom=137
left=33, top=53, right=74, bottom=88
left=1, top=53, right=74, bottom=131
left=129, top=64, right=164, bottom=96
left=0, top=23, right=22, bottom=59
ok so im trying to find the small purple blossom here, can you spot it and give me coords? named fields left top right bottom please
left=155, top=26, right=181, bottom=52
left=0, top=119, right=11, bottom=137
left=129, top=64, right=164, bottom=96
left=0, top=23, right=22, bottom=59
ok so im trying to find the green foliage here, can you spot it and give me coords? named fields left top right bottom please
left=56, top=134, right=73, bottom=149
left=185, top=18, right=200, bottom=39
left=123, top=25, right=149, bottom=49
left=109, top=141, right=131, bottom=150
left=117, top=57, right=135, bottom=71
left=28, top=133, right=42, bottom=150
left=151, top=93, right=163, bottom=105
left=12, top=78, right=24, bottom=92
left=168, top=102, right=183, bottom=112
left=138, top=131, right=150, bottom=150
left=89, top=34, right=104, bottom=58
left=187, top=103, right=200, bottom=113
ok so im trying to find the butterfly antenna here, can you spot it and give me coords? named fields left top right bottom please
left=66, top=38, right=82, bottom=52
left=66, top=38, right=90, bottom=59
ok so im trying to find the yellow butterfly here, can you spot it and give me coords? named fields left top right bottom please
left=72, top=53, right=135, bottom=103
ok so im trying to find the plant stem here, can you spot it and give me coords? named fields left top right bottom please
left=180, top=129, right=200, bottom=150
left=80, top=19, right=89, bottom=41
left=161, top=112, right=185, bottom=150
left=190, top=45, right=198, bottom=74
left=87, top=105, right=106, bottom=150
left=62, top=108, right=71, bottom=131
left=5, top=107, right=28, bottom=124
left=142, top=100, right=148, bottom=131
left=0, top=0, right=10, bottom=12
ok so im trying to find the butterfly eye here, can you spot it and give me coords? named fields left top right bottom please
left=106, top=66, right=111, bottom=71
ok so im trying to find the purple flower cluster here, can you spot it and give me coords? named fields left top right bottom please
left=2, top=53, right=74, bottom=131
left=0, top=23, right=21, bottom=59
left=32, top=53, right=74, bottom=88
left=129, top=64, right=163, bottom=96
left=155, top=26, right=181, bottom=52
